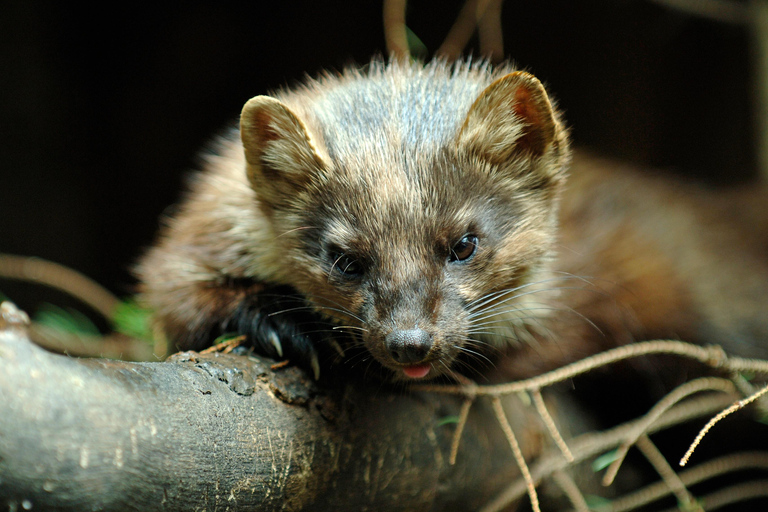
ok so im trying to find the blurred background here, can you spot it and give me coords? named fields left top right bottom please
left=0, top=0, right=759, bottom=318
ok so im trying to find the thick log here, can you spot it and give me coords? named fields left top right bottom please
left=0, top=303, right=545, bottom=511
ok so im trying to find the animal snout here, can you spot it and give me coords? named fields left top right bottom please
left=385, top=328, right=433, bottom=364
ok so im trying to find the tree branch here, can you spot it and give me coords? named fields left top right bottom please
left=0, top=302, right=543, bottom=511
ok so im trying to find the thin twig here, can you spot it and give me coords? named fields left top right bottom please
left=731, top=370, right=768, bottom=419
left=415, top=340, right=768, bottom=396
left=730, top=371, right=758, bottom=397
left=602, top=452, right=768, bottom=512
left=663, top=479, right=768, bottom=512
left=477, top=0, right=504, bottom=62
left=490, top=395, right=540, bottom=512
left=199, top=335, right=246, bottom=354
left=28, top=323, right=155, bottom=361
left=551, top=469, right=589, bottom=512
left=270, top=360, right=291, bottom=371
left=602, top=377, right=736, bottom=486
left=680, top=383, right=768, bottom=466
left=436, top=0, right=504, bottom=61
left=449, top=396, right=475, bottom=465
left=531, top=388, right=574, bottom=462
left=383, top=0, right=409, bottom=58
left=481, top=394, right=734, bottom=512
left=436, top=0, right=483, bottom=61
left=503, top=341, right=726, bottom=392
left=0, top=254, right=119, bottom=320
left=635, top=435, right=701, bottom=511
left=417, top=340, right=768, bottom=511
left=750, top=0, right=768, bottom=181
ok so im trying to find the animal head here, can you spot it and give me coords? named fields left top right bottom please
left=240, top=60, right=570, bottom=379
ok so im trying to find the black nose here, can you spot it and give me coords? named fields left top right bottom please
left=385, top=329, right=433, bottom=364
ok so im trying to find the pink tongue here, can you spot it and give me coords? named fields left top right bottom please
left=402, top=365, right=431, bottom=379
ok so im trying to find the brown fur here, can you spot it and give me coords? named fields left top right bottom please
left=502, top=153, right=768, bottom=378
left=136, top=58, right=768, bottom=380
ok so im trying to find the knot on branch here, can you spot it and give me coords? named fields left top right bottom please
left=0, top=301, right=30, bottom=332
left=703, top=344, right=728, bottom=369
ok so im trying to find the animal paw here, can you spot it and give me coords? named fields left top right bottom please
left=224, top=286, right=326, bottom=379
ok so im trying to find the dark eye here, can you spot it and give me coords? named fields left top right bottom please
left=449, top=235, right=478, bottom=263
left=330, top=250, right=364, bottom=277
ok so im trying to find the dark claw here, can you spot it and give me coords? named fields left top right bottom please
left=221, top=285, right=330, bottom=379
left=266, top=329, right=283, bottom=358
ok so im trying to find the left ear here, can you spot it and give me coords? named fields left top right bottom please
left=240, top=96, right=328, bottom=211
left=456, top=71, right=560, bottom=164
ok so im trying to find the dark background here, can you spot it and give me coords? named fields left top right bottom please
left=0, top=1, right=758, bottom=316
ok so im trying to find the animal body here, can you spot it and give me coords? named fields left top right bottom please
left=136, top=58, right=768, bottom=382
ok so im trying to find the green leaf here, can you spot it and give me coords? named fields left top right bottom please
left=213, top=332, right=245, bottom=345
left=678, top=498, right=704, bottom=511
left=436, top=415, right=460, bottom=426
left=405, top=26, right=428, bottom=60
left=35, top=303, right=100, bottom=337
left=111, top=299, right=154, bottom=342
left=592, top=449, right=620, bottom=472
left=585, top=494, right=612, bottom=509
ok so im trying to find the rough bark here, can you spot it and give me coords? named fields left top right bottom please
left=0, top=303, right=545, bottom=511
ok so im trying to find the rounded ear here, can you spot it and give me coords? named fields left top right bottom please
left=240, top=96, right=328, bottom=208
left=456, top=71, right=559, bottom=163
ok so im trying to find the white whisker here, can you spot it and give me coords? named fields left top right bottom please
left=332, top=325, right=369, bottom=332
left=464, top=274, right=590, bottom=313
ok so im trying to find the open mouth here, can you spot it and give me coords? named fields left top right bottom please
left=401, top=364, right=431, bottom=379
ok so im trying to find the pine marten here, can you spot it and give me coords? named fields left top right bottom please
left=136, top=58, right=768, bottom=381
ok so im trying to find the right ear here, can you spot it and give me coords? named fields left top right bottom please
left=456, top=71, right=559, bottom=163
left=240, top=96, right=328, bottom=208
